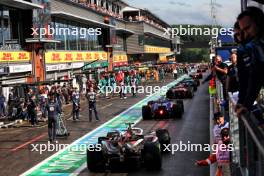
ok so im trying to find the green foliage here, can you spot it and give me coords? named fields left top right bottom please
left=177, top=48, right=209, bottom=63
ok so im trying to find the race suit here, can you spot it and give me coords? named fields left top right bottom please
left=197, top=141, right=231, bottom=176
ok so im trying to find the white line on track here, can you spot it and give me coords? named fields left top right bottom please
left=99, top=103, right=113, bottom=110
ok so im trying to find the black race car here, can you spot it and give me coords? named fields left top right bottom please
left=166, top=82, right=194, bottom=99
left=87, top=123, right=170, bottom=172
left=190, top=72, right=203, bottom=79
left=180, top=77, right=199, bottom=91
left=142, top=97, right=184, bottom=119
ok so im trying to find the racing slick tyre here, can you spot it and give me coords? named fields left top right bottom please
left=143, top=141, right=162, bottom=170
left=188, top=90, right=194, bottom=99
left=176, top=100, right=184, bottom=113
left=196, top=80, right=200, bottom=86
left=155, top=128, right=171, bottom=152
left=166, top=89, right=174, bottom=99
left=142, top=106, right=152, bottom=120
left=172, top=104, right=183, bottom=118
left=87, top=147, right=105, bottom=172
left=193, top=85, right=198, bottom=92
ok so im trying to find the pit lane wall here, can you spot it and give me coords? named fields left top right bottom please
left=211, top=79, right=264, bottom=176
left=21, top=74, right=188, bottom=176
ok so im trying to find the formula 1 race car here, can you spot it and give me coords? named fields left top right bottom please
left=190, top=72, right=203, bottom=79
left=166, top=83, right=194, bottom=99
left=142, top=97, right=184, bottom=119
left=87, top=123, right=170, bottom=172
left=180, top=77, right=199, bottom=91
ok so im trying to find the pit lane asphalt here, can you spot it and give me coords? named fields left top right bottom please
left=79, top=77, right=210, bottom=176
left=0, top=75, right=210, bottom=176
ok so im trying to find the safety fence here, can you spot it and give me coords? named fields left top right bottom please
left=211, top=79, right=264, bottom=176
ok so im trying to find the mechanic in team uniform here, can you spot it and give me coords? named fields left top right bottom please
left=86, top=87, right=99, bottom=122
left=46, top=95, right=61, bottom=142
left=72, top=88, right=80, bottom=121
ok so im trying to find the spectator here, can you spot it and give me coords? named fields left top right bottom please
left=131, top=76, right=137, bottom=97
left=27, top=95, right=37, bottom=126
left=86, top=87, right=99, bottom=122
left=40, top=91, right=47, bottom=119
left=196, top=128, right=231, bottom=176
left=226, top=53, right=239, bottom=93
left=0, top=92, right=6, bottom=117
left=213, top=112, right=229, bottom=144
left=236, top=6, right=264, bottom=111
left=62, top=84, right=69, bottom=104
left=72, top=88, right=80, bottom=121
left=173, top=68, right=178, bottom=79
left=213, top=55, right=228, bottom=100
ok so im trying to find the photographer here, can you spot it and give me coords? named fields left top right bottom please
left=213, top=56, right=228, bottom=100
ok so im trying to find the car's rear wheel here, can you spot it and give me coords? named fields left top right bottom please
left=176, top=100, right=184, bottom=113
left=172, top=104, right=183, bottom=118
left=188, top=90, right=194, bottom=98
left=166, top=89, right=174, bottom=99
left=155, top=128, right=171, bottom=152
left=143, top=141, right=162, bottom=170
left=142, top=106, right=152, bottom=120
left=87, top=147, right=105, bottom=172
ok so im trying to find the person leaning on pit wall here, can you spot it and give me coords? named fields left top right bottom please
left=210, top=56, right=228, bottom=102
left=196, top=128, right=231, bottom=176
left=213, top=112, right=229, bottom=144
left=226, top=52, right=239, bottom=94
left=235, top=7, right=264, bottom=116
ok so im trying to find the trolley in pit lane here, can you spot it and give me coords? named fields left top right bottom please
left=56, top=113, right=70, bottom=137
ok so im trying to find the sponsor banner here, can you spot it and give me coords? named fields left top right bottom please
left=113, top=62, right=128, bottom=67
left=0, top=51, right=31, bottom=62
left=21, top=75, right=188, bottom=176
left=113, top=54, right=128, bottom=62
left=9, top=64, right=32, bottom=73
left=113, top=54, right=128, bottom=67
left=144, top=45, right=171, bottom=54
left=82, top=61, right=109, bottom=70
left=0, top=67, right=9, bottom=75
left=159, top=55, right=168, bottom=63
left=72, top=62, right=85, bottom=68
left=46, top=65, right=59, bottom=72
left=45, top=51, right=108, bottom=64
left=46, top=63, right=85, bottom=71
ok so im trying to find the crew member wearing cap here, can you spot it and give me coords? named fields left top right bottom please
left=213, top=112, right=229, bottom=144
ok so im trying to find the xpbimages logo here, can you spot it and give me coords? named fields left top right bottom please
left=31, top=141, right=101, bottom=155
left=162, top=141, right=234, bottom=154
left=31, top=25, right=102, bottom=38
left=163, top=25, right=233, bottom=38
left=97, top=85, right=169, bottom=96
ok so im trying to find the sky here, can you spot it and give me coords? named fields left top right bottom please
left=123, top=0, right=241, bottom=27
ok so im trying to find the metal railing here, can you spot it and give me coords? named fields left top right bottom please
left=213, top=79, right=264, bottom=176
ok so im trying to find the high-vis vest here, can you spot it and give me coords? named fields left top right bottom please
left=209, top=77, right=216, bottom=95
